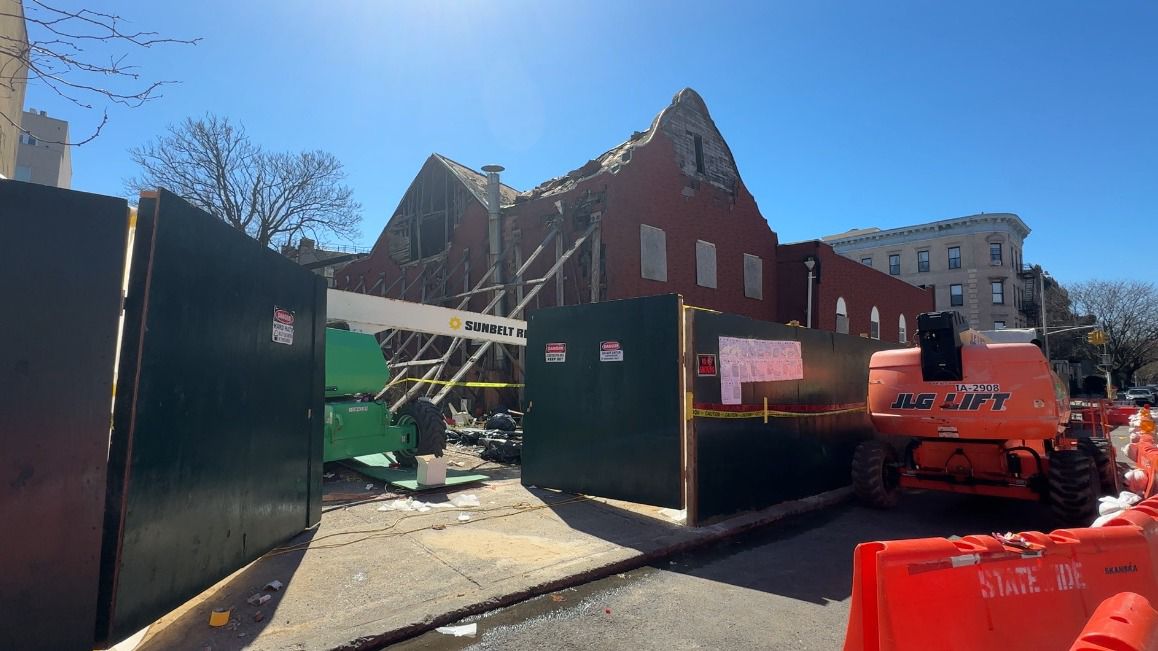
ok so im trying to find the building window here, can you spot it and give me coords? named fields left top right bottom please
left=950, top=284, right=964, bottom=307
left=743, top=253, right=762, bottom=300
left=692, top=133, right=705, bottom=174
left=899, top=314, right=907, bottom=343
left=917, top=250, right=929, bottom=272
left=948, top=246, right=961, bottom=270
left=888, top=254, right=900, bottom=275
left=836, top=297, right=849, bottom=334
left=990, top=243, right=1003, bottom=265
left=13, top=165, right=31, bottom=181
left=994, top=320, right=1006, bottom=330
left=19, top=132, right=36, bottom=146
left=870, top=306, right=880, bottom=340
left=992, top=280, right=1005, bottom=304
left=640, top=224, right=667, bottom=282
left=861, top=256, right=872, bottom=266
left=695, top=240, right=717, bottom=288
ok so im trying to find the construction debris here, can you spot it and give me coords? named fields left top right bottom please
left=447, top=427, right=523, bottom=464
left=246, top=593, right=271, bottom=606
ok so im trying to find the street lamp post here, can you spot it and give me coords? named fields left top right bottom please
left=1039, top=270, right=1051, bottom=364
left=804, top=257, right=816, bottom=328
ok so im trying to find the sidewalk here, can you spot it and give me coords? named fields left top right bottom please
left=131, top=468, right=848, bottom=651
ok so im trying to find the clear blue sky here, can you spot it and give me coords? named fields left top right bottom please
left=26, top=1, right=1158, bottom=285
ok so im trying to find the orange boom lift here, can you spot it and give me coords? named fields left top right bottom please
left=852, top=311, right=1117, bottom=524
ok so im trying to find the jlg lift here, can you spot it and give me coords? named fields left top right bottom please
left=852, top=311, right=1117, bottom=524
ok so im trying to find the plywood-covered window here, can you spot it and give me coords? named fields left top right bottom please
left=743, top=254, right=762, bottom=299
left=696, top=240, right=717, bottom=288
left=640, top=224, right=668, bottom=282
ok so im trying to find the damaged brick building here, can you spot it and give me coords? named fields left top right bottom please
left=337, top=88, right=931, bottom=403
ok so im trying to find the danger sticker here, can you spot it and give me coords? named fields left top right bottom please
left=272, top=307, right=295, bottom=345
left=599, top=341, right=623, bottom=362
left=546, top=342, right=566, bottom=363
left=697, top=354, right=717, bottom=376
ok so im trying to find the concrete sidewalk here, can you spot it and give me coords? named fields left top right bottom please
left=131, top=474, right=847, bottom=651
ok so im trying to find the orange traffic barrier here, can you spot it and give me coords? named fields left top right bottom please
left=1127, top=408, right=1158, bottom=498
left=1070, top=592, right=1158, bottom=651
left=843, top=525, right=1158, bottom=651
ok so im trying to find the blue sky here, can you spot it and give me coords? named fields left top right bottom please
left=24, top=1, right=1158, bottom=284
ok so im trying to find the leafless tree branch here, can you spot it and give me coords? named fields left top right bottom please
left=127, top=114, right=363, bottom=249
left=0, top=1, right=199, bottom=145
left=1068, top=279, right=1158, bottom=386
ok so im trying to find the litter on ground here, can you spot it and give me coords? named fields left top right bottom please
left=450, top=494, right=480, bottom=507
left=435, top=623, right=477, bottom=637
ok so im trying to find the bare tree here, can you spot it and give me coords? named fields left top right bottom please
left=0, top=0, right=198, bottom=145
left=1068, top=280, right=1158, bottom=386
left=127, top=114, right=362, bottom=248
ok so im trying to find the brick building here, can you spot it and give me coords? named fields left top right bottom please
left=338, top=89, right=931, bottom=360
left=777, top=241, right=934, bottom=343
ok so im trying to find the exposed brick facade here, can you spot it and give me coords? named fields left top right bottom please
left=338, top=88, right=929, bottom=340
left=777, top=241, right=934, bottom=343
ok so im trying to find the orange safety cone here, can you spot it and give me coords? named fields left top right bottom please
left=1070, top=592, right=1158, bottom=651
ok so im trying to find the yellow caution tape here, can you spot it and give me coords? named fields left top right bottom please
left=691, top=406, right=867, bottom=419
left=398, top=378, right=525, bottom=388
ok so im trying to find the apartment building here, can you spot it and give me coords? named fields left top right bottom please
left=15, top=109, right=72, bottom=188
left=823, top=213, right=1031, bottom=330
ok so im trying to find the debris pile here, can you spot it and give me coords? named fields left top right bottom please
left=446, top=427, right=523, bottom=464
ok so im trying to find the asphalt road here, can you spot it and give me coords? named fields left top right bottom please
left=392, top=490, right=1058, bottom=651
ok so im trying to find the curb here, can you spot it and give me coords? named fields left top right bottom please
left=336, top=486, right=853, bottom=650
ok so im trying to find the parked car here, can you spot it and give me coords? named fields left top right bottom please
left=1124, top=387, right=1156, bottom=406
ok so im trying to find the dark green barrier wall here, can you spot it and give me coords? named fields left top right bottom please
left=0, top=182, right=129, bottom=651
left=690, top=311, right=897, bottom=524
left=96, top=191, right=326, bottom=645
left=523, top=294, right=684, bottom=508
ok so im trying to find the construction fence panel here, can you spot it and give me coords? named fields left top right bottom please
left=0, top=182, right=130, bottom=651
left=522, top=294, right=684, bottom=508
left=96, top=190, right=326, bottom=646
left=691, top=311, right=896, bottom=524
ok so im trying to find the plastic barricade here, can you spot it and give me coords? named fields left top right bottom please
left=843, top=524, right=1158, bottom=651
left=1111, top=405, right=1140, bottom=427
left=1070, top=592, right=1158, bottom=651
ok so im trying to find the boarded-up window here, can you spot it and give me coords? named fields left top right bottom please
left=836, top=297, right=849, bottom=334
left=696, top=240, right=716, bottom=288
left=743, top=254, right=762, bottom=299
left=640, top=224, right=667, bottom=281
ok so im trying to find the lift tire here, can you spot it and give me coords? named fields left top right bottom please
left=852, top=440, right=901, bottom=509
left=1077, top=437, right=1118, bottom=496
left=1048, top=449, right=1100, bottom=525
left=395, top=398, right=447, bottom=468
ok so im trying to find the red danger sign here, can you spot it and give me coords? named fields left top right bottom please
left=600, top=341, right=621, bottom=352
left=546, top=342, right=567, bottom=363
left=697, top=354, right=717, bottom=376
left=272, top=306, right=295, bottom=345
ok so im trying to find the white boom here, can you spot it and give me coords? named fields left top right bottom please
left=326, top=289, right=527, bottom=347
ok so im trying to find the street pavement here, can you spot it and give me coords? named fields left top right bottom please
left=394, top=490, right=1057, bottom=651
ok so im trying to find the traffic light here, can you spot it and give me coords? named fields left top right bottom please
left=1087, top=330, right=1107, bottom=346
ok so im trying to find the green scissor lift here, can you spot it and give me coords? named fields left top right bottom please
left=323, top=328, right=446, bottom=464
